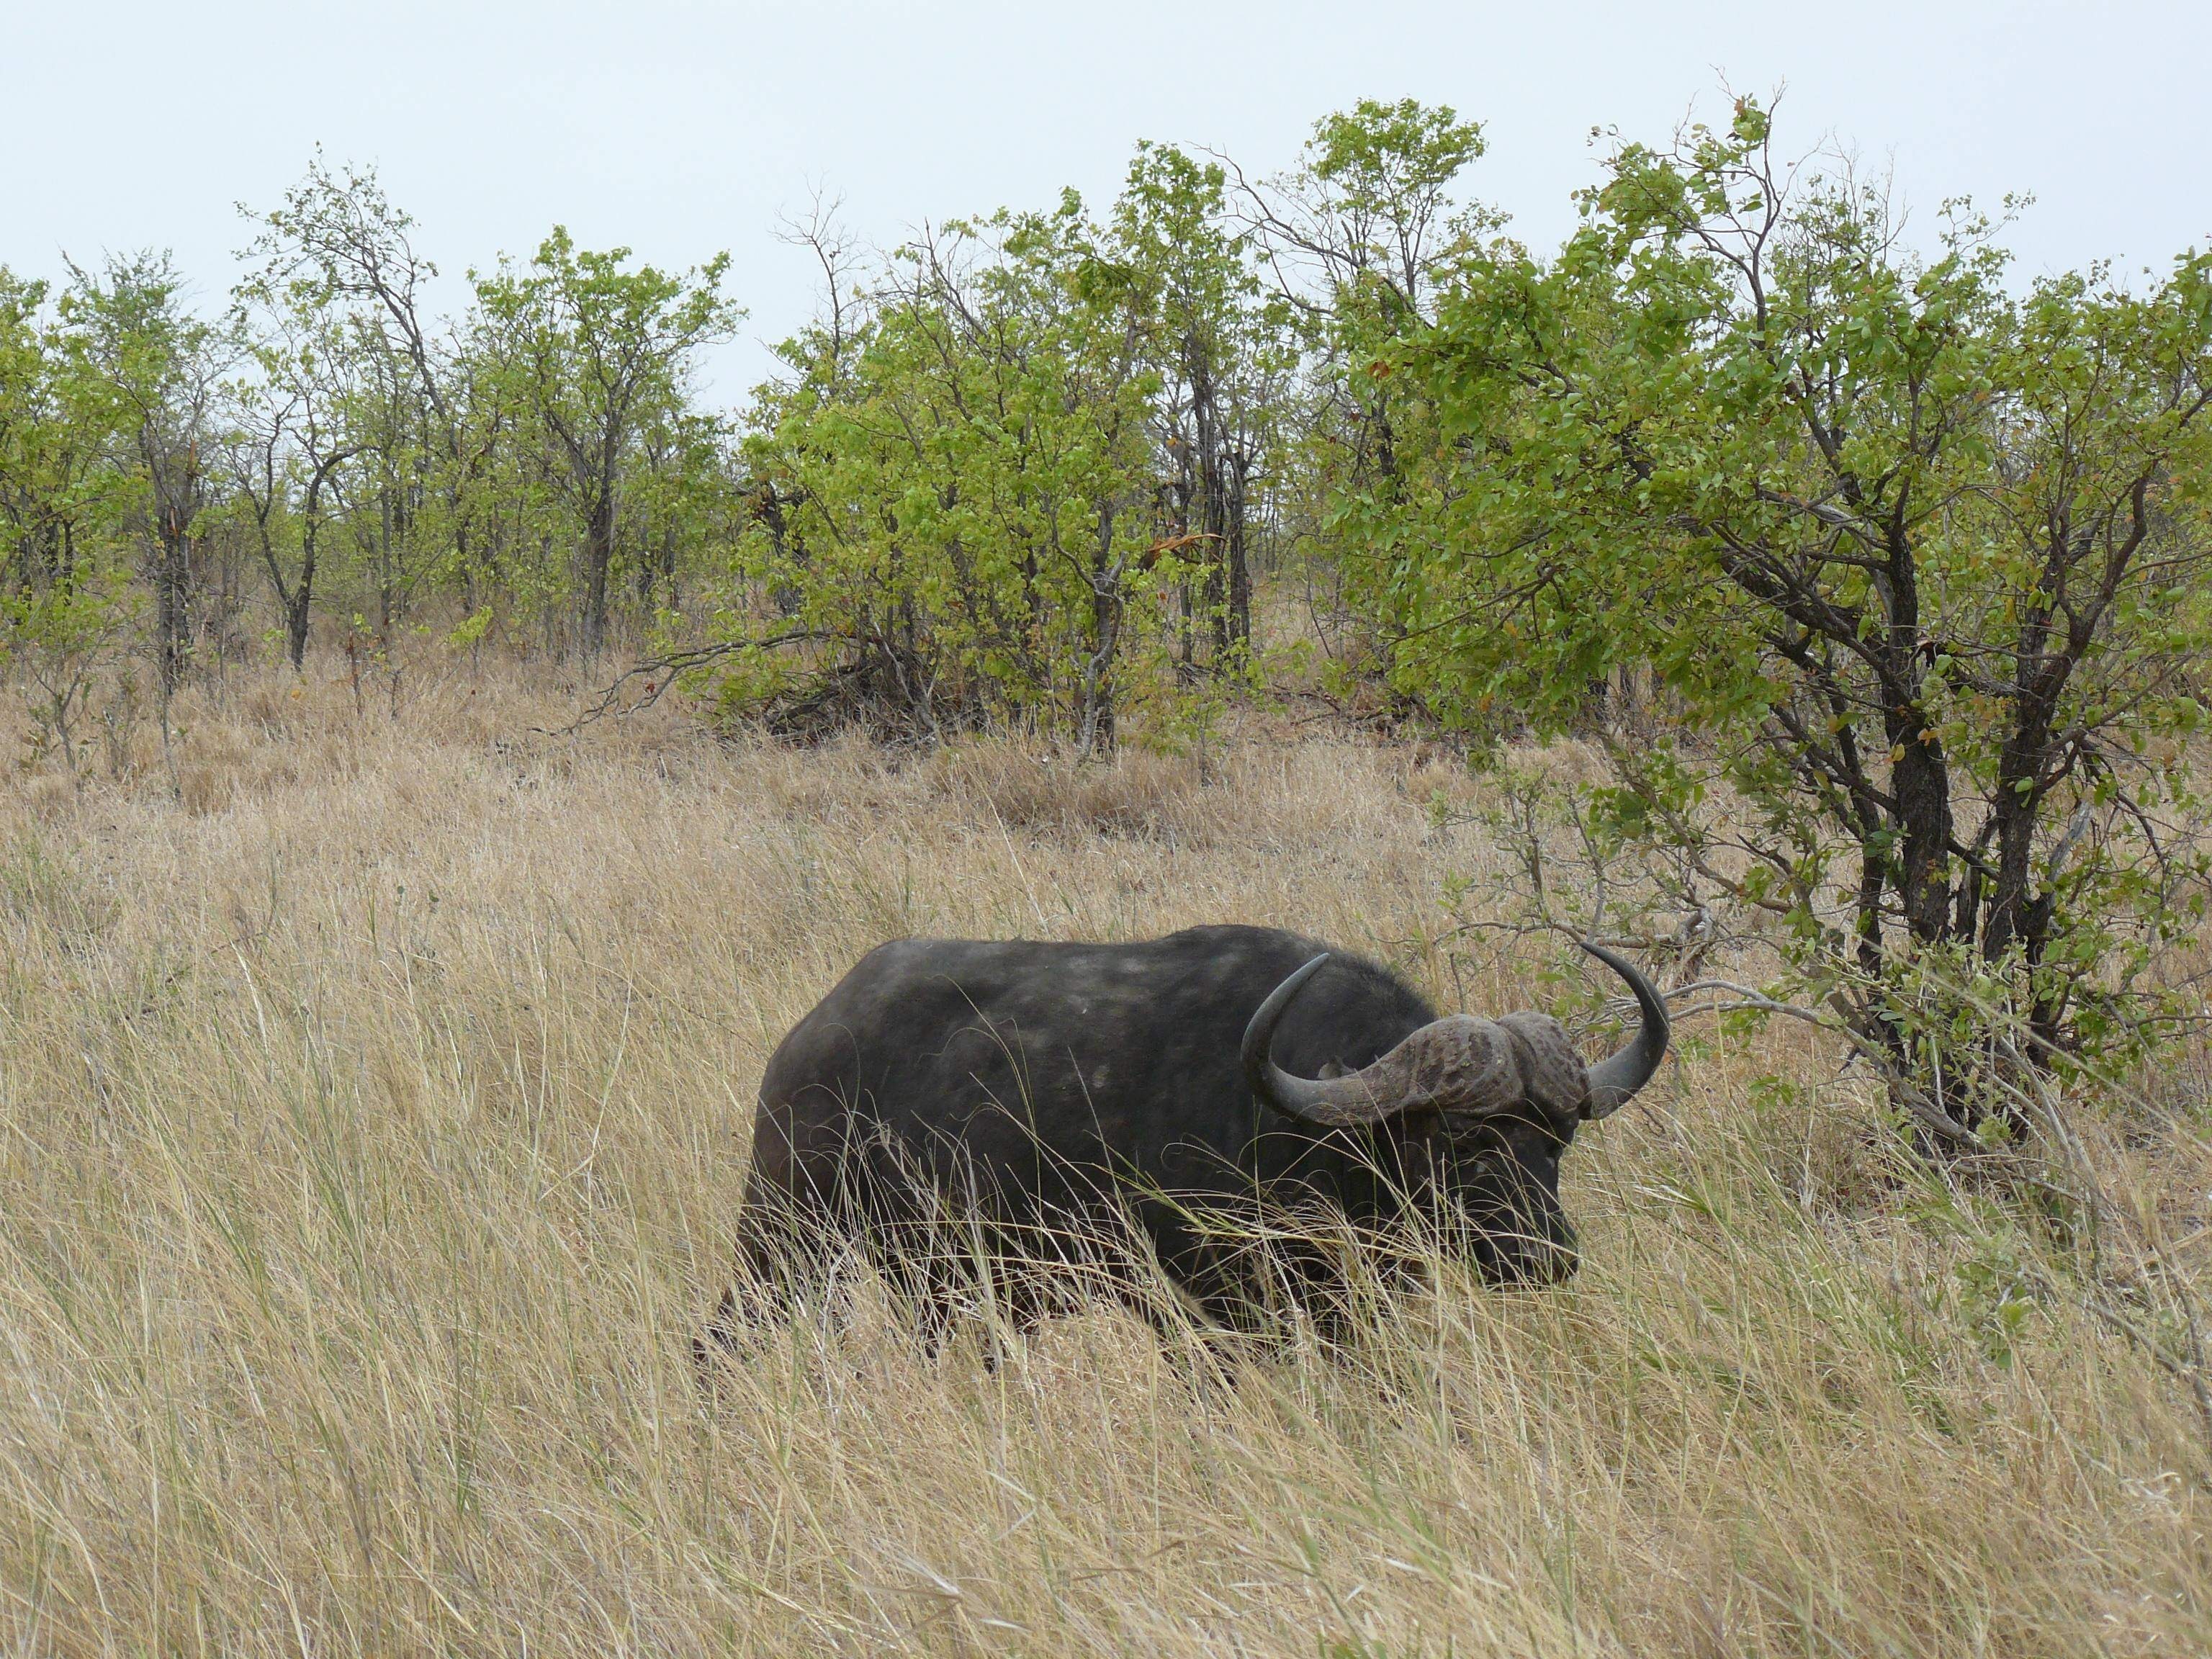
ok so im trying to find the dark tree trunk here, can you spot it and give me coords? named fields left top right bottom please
left=155, top=505, right=191, bottom=696
left=1881, top=536, right=1955, bottom=946
left=581, top=490, right=615, bottom=658
left=1191, top=347, right=1231, bottom=662
left=1889, top=732, right=1956, bottom=945
left=286, top=513, right=320, bottom=671
left=1225, top=444, right=1251, bottom=652
left=1079, top=502, right=1121, bottom=758
left=286, top=588, right=313, bottom=672
left=1169, top=438, right=1196, bottom=673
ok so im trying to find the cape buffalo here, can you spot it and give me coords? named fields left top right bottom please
left=707, top=925, right=1666, bottom=1349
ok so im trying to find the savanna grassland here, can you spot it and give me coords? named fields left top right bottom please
left=0, top=658, right=2206, bottom=1657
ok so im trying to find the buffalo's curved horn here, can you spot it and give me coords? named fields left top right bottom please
left=1578, top=941, right=1670, bottom=1120
left=1241, top=955, right=1514, bottom=1129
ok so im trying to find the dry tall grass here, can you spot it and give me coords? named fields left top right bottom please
left=0, top=661, right=2206, bottom=1655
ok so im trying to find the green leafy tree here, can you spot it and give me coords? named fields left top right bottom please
left=0, top=272, right=94, bottom=590
left=0, top=270, right=140, bottom=776
left=1231, top=99, right=1495, bottom=691
left=625, top=405, right=737, bottom=619
left=58, top=254, right=233, bottom=695
left=735, top=197, right=1177, bottom=752
left=474, top=230, right=739, bottom=657
left=0, top=567, right=138, bottom=783
left=1362, top=102, right=2212, bottom=1133
left=243, top=158, right=506, bottom=634
left=1114, top=143, right=1284, bottom=666
left=1, top=275, right=127, bottom=606
left=228, top=272, right=372, bottom=669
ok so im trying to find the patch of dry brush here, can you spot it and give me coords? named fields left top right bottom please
left=0, top=662, right=2206, bottom=1655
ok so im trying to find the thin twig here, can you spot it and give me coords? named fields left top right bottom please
left=538, top=631, right=827, bottom=737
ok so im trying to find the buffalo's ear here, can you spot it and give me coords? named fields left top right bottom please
left=1317, top=1060, right=1349, bottom=1080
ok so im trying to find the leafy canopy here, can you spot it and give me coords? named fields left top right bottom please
left=1356, top=100, right=2212, bottom=1120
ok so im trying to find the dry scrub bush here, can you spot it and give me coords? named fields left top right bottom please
left=0, top=662, right=2206, bottom=1655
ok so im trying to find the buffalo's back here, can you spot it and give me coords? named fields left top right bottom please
left=750, top=925, right=1437, bottom=1210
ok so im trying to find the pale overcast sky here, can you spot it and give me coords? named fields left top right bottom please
left=9, top=0, right=2208, bottom=400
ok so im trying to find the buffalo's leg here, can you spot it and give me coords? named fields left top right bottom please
left=694, top=1197, right=845, bottom=1381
